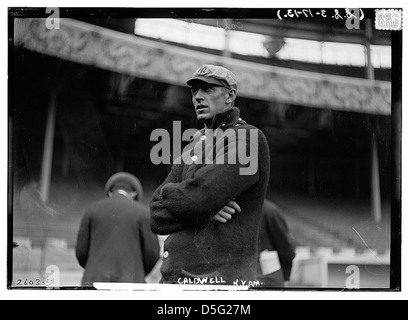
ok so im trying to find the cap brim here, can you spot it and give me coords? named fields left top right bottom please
left=187, top=76, right=230, bottom=88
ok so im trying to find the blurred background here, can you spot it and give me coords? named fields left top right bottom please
left=10, top=12, right=398, bottom=289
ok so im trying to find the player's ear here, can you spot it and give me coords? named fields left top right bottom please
left=226, top=89, right=237, bottom=104
left=108, top=191, right=113, bottom=197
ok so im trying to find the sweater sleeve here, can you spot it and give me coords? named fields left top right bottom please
left=75, top=212, right=91, bottom=268
left=267, top=211, right=296, bottom=281
left=150, top=164, right=191, bottom=235
left=159, top=130, right=260, bottom=221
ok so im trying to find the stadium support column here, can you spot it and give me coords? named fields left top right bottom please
left=371, top=130, right=382, bottom=223
left=39, top=91, right=57, bottom=204
left=366, top=20, right=382, bottom=223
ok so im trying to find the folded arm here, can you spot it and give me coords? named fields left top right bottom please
left=150, top=165, right=191, bottom=235
left=159, top=133, right=260, bottom=222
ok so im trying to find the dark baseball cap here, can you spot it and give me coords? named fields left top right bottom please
left=187, top=64, right=238, bottom=90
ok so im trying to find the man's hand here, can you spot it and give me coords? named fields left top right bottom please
left=213, top=201, right=241, bottom=223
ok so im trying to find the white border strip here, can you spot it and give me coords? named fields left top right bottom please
left=93, top=283, right=250, bottom=291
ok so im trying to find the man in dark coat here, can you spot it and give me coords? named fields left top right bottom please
left=150, top=65, right=270, bottom=285
left=76, top=172, right=160, bottom=287
left=258, top=199, right=296, bottom=287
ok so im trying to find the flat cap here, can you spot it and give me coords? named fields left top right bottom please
left=104, top=172, right=143, bottom=200
left=187, top=65, right=237, bottom=90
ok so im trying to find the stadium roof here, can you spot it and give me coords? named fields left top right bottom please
left=189, top=18, right=391, bottom=45
left=14, top=18, right=391, bottom=115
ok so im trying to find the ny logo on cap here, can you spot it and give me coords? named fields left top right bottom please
left=196, top=66, right=210, bottom=75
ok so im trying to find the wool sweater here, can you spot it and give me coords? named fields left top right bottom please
left=150, top=107, right=270, bottom=285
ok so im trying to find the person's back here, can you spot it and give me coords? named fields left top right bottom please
left=258, top=200, right=296, bottom=287
left=76, top=172, right=160, bottom=287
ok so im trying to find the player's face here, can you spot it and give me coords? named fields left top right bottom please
left=190, top=82, right=230, bottom=123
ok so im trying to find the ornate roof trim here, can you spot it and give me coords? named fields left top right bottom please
left=14, top=18, right=391, bottom=115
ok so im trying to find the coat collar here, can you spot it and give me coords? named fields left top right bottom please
left=206, top=107, right=242, bottom=130
left=191, top=107, right=246, bottom=142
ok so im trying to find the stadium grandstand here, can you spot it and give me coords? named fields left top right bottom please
left=10, top=9, right=399, bottom=289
